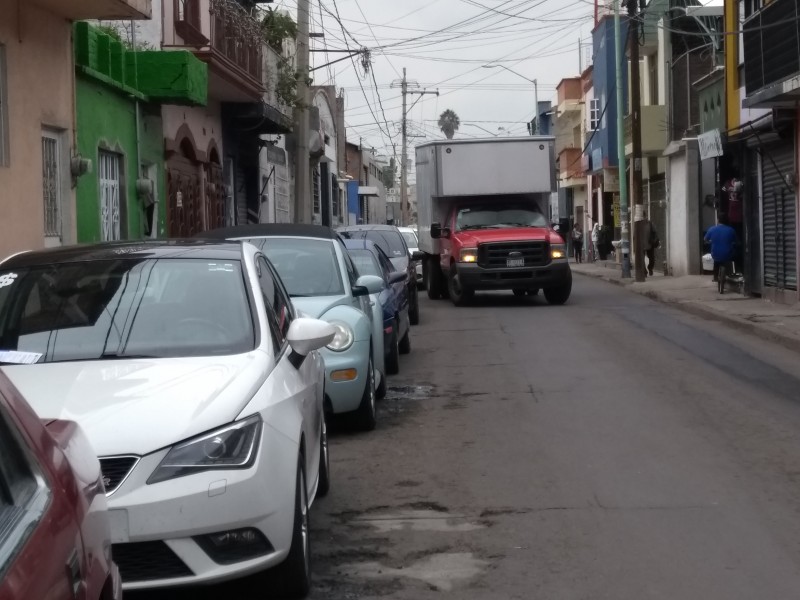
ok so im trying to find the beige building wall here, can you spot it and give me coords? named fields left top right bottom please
left=162, top=101, right=223, bottom=159
left=0, top=1, right=76, bottom=259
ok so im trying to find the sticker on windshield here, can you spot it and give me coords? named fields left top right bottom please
left=0, top=350, right=43, bottom=365
left=208, top=263, right=235, bottom=272
left=0, top=273, right=18, bottom=288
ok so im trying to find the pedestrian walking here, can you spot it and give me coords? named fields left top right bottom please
left=591, top=221, right=600, bottom=262
left=571, top=223, right=583, bottom=263
left=646, top=220, right=660, bottom=277
left=704, top=213, right=738, bottom=282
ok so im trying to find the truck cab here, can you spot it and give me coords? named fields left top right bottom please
left=428, top=199, right=571, bottom=304
left=416, top=137, right=572, bottom=306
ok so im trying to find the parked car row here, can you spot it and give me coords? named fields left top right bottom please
left=0, top=224, right=421, bottom=599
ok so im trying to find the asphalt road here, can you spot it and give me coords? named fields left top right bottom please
left=134, top=274, right=800, bottom=599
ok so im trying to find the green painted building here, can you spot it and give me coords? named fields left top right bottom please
left=73, top=22, right=208, bottom=242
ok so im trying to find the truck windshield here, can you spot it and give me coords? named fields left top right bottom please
left=456, top=207, right=548, bottom=231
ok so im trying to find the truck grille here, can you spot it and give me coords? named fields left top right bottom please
left=477, top=242, right=549, bottom=268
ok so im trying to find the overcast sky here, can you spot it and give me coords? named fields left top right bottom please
left=272, top=0, right=723, bottom=173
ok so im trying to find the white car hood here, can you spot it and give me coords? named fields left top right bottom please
left=2, top=353, right=269, bottom=457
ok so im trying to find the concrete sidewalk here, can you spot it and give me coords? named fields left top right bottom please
left=571, top=261, right=800, bottom=354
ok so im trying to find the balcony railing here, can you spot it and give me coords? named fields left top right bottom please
left=743, top=0, right=800, bottom=97
left=210, top=0, right=262, bottom=82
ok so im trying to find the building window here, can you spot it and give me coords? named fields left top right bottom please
left=742, top=0, right=763, bottom=19
left=312, top=167, right=320, bottom=213
left=0, top=45, right=8, bottom=167
left=332, top=175, right=339, bottom=218
left=99, top=150, right=124, bottom=241
left=42, top=131, right=62, bottom=240
left=589, top=98, right=601, bottom=131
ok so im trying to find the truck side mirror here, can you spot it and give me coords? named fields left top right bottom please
left=431, top=223, right=442, bottom=239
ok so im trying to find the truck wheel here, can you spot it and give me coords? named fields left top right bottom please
left=544, top=280, right=572, bottom=305
left=448, top=266, right=474, bottom=306
left=427, top=258, right=444, bottom=300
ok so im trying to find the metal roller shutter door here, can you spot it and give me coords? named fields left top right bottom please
left=761, top=142, right=797, bottom=291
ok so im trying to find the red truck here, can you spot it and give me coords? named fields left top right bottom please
left=416, top=137, right=572, bottom=305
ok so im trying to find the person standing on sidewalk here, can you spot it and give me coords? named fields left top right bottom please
left=704, top=213, right=738, bottom=282
left=572, top=223, right=584, bottom=263
left=591, top=221, right=600, bottom=262
left=646, top=220, right=660, bottom=277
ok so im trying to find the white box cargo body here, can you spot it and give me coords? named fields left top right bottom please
left=416, top=137, right=556, bottom=254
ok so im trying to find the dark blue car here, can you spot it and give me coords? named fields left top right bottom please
left=344, top=239, right=411, bottom=375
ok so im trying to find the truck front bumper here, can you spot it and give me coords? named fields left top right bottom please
left=456, top=261, right=571, bottom=291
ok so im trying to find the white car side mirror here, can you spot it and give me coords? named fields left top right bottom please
left=354, top=275, right=384, bottom=296
left=287, top=318, right=336, bottom=357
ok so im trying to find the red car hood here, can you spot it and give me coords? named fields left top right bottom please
left=455, top=227, right=554, bottom=246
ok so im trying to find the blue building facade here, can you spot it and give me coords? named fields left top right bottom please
left=587, top=16, right=628, bottom=173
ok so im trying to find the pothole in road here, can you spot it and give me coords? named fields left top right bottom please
left=338, top=552, right=489, bottom=592
left=385, top=385, right=437, bottom=399
left=352, top=508, right=486, bottom=534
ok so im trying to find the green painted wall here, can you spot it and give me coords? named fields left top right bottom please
left=75, top=75, right=166, bottom=243
left=74, top=23, right=209, bottom=243
left=699, top=78, right=726, bottom=134
left=74, top=22, right=207, bottom=106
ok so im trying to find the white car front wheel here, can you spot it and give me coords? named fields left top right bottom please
left=268, top=457, right=312, bottom=598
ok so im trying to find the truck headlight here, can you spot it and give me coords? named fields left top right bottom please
left=147, top=415, right=262, bottom=484
left=551, top=244, right=567, bottom=260
left=327, top=321, right=354, bottom=352
left=459, top=248, right=478, bottom=263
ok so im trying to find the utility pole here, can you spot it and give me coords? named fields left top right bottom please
left=533, top=78, right=540, bottom=134
left=614, top=0, right=631, bottom=278
left=293, top=0, right=311, bottom=223
left=393, top=69, right=438, bottom=226
left=628, top=0, right=646, bottom=282
left=401, top=68, right=408, bottom=226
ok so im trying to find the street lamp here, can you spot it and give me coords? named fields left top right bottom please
left=482, top=64, right=539, bottom=134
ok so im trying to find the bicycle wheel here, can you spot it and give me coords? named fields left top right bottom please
left=718, top=264, right=726, bottom=294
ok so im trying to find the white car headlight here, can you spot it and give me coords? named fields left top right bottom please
left=326, top=321, right=354, bottom=352
left=147, top=415, right=262, bottom=484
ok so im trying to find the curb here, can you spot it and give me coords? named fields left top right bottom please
left=575, top=271, right=800, bottom=354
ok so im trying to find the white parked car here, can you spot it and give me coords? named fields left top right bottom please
left=0, top=240, right=336, bottom=597
left=398, top=226, right=424, bottom=288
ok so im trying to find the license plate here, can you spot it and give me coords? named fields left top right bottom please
left=506, top=258, right=524, bottom=267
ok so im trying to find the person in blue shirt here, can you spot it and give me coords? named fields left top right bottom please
left=704, top=213, right=739, bottom=282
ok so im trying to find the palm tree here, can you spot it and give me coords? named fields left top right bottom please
left=438, top=109, right=460, bottom=139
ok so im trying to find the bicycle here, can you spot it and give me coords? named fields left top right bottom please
left=716, top=260, right=736, bottom=294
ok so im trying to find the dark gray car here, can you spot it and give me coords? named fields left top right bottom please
left=338, top=225, right=422, bottom=325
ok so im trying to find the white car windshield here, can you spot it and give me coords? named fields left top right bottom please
left=246, top=238, right=346, bottom=297
left=0, top=259, right=255, bottom=364
left=401, top=231, right=418, bottom=248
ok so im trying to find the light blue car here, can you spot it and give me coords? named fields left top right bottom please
left=203, top=224, right=385, bottom=431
